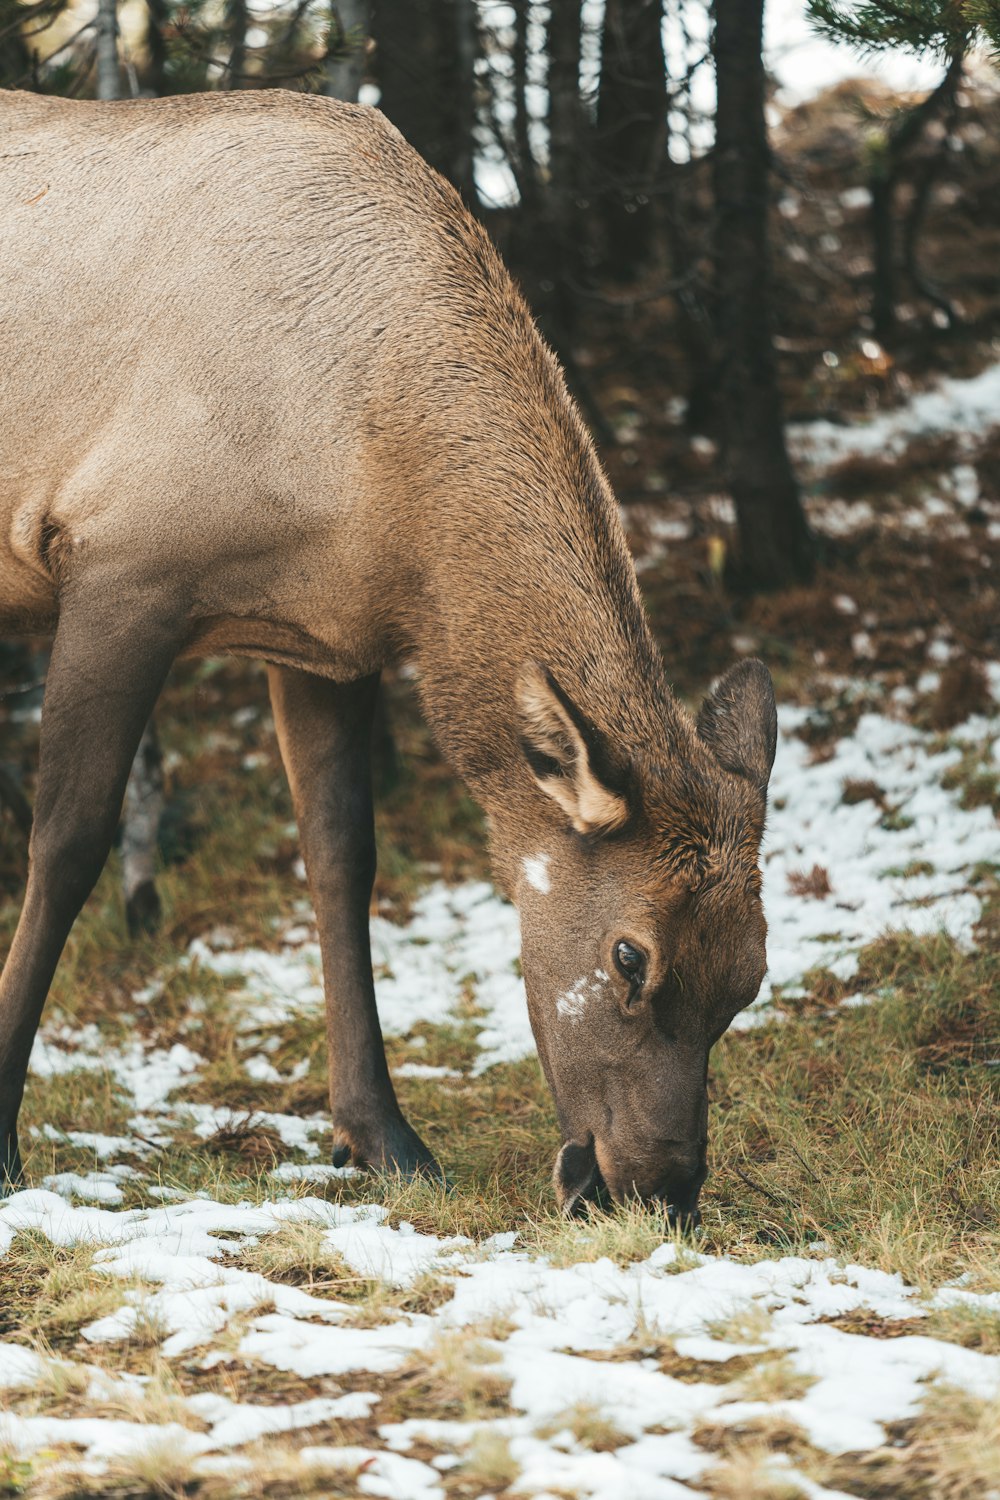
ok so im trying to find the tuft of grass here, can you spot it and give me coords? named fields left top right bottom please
left=536, top=1400, right=631, bottom=1451
left=386, top=1329, right=511, bottom=1423
left=925, top=657, right=994, bottom=731
left=732, top=1355, right=817, bottom=1404
left=524, top=1201, right=699, bottom=1269
left=232, top=1220, right=348, bottom=1293
left=940, top=741, right=1000, bottom=815
left=923, top=1301, right=1000, bottom=1354
left=461, top=1428, right=520, bottom=1491
left=786, top=865, right=832, bottom=899
left=841, top=778, right=885, bottom=807
left=55, top=1442, right=201, bottom=1498
left=704, top=1302, right=775, bottom=1346
left=19, top=1067, right=135, bottom=1145
left=703, top=1446, right=810, bottom=1500
left=694, top=1412, right=815, bottom=1463
left=821, top=1384, right=1000, bottom=1499
left=0, top=1231, right=147, bottom=1352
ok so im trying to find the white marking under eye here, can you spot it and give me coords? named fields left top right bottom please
left=557, top=968, right=610, bottom=1023
left=523, top=853, right=551, bottom=895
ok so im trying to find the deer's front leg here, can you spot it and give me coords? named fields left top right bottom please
left=0, top=581, right=182, bottom=1192
left=267, top=666, right=440, bottom=1180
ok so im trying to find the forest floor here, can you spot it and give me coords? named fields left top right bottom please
left=2, top=75, right=1000, bottom=1500
left=0, top=338, right=998, bottom=1499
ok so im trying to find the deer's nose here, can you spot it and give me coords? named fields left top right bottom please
left=653, top=1144, right=707, bottom=1230
left=596, top=1136, right=707, bottom=1215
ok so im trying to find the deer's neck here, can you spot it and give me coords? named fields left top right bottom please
left=404, top=426, right=685, bottom=810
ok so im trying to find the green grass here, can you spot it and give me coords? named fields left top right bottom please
left=702, top=920, right=1000, bottom=1285
left=0, top=1230, right=151, bottom=1353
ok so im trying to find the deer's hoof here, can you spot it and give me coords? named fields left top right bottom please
left=1, top=1135, right=23, bottom=1198
left=331, top=1114, right=443, bottom=1184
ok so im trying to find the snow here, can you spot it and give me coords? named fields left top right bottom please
left=790, top=361, right=1000, bottom=468
left=755, top=705, right=996, bottom=1009
left=4, top=1185, right=996, bottom=1491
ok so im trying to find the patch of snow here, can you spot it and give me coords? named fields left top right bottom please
left=393, top=1063, right=462, bottom=1080
left=41, top=1171, right=129, bottom=1206
left=790, top=361, right=1000, bottom=468
left=3, top=1189, right=1000, bottom=1489
left=269, top=1162, right=357, bottom=1183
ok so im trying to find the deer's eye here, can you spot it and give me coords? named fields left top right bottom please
left=614, top=940, right=645, bottom=983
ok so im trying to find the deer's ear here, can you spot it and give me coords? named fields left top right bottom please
left=516, top=661, right=629, bottom=835
left=697, top=658, right=777, bottom=796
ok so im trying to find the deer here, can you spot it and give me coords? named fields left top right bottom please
left=0, top=89, right=776, bottom=1223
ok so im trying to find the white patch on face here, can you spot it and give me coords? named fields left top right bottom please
left=522, top=852, right=551, bottom=895
left=556, top=968, right=610, bottom=1024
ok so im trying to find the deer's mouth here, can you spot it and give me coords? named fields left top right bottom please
left=554, top=1136, right=705, bottom=1228
left=553, top=1137, right=611, bottom=1217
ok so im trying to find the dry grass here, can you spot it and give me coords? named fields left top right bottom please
left=46, top=1443, right=202, bottom=1499
left=786, top=865, right=833, bottom=899
left=923, top=1301, right=1000, bottom=1355
left=0, top=1232, right=149, bottom=1353
left=821, top=1385, right=1000, bottom=1499
left=386, top=1329, right=512, bottom=1424
left=702, top=1445, right=811, bottom=1500
left=732, top=1355, right=817, bottom=1404
left=704, top=1302, right=775, bottom=1347
left=926, top=658, right=994, bottom=732
left=536, top=1400, right=631, bottom=1451
left=460, top=1428, right=519, bottom=1491
left=524, top=1200, right=699, bottom=1268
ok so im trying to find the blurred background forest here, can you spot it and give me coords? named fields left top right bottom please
left=3, top=0, right=1000, bottom=910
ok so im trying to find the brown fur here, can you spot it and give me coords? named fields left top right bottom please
left=0, top=90, right=776, bottom=1215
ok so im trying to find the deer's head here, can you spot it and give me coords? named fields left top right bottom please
left=499, top=657, right=776, bottom=1222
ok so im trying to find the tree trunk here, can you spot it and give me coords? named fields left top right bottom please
left=225, top=0, right=249, bottom=88
left=867, top=49, right=965, bottom=347
left=326, top=0, right=370, bottom=101
left=510, top=0, right=537, bottom=210
left=95, top=0, right=122, bottom=100
left=664, top=171, right=718, bottom=434
left=869, top=160, right=896, bottom=344
left=713, top=0, right=813, bottom=590
left=145, top=0, right=169, bottom=96
left=595, top=0, right=668, bottom=279
left=121, top=721, right=164, bottom=938
left=371, top=0, right=478, bottom=203
left=544, top=0, right=584, bottom=335
left=452, top=0, right=478, bottom=205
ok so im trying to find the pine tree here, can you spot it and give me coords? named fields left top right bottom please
left=807, top=1, right=1000, bottom=341
left=807, top=0, right=998, bottom=54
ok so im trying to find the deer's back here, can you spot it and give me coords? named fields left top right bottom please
left=0, top=91, right=505, bottom=641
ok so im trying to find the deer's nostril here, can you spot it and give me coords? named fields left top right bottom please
left=665, top=1201, right=701, bottom=1232
left=651, top=1144, right=707, bottom=1219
